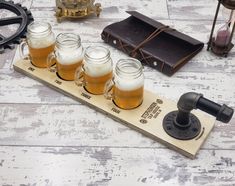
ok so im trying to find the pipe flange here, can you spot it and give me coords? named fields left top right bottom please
left=0, top=0, right=34, bottom=53
left=163, top=111, right=201, bottom=140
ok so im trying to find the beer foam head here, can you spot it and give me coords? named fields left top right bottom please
left=56, top=48, right=84, bottom=65
left=55, top=33, right=83, bottom=65
left=84, top=46, right=113, bottom=77
left=114, top=58, right=144, bottom=91
left=27, top=22, right=55, bottom=48
left=115, top=71, right=144, bottom=91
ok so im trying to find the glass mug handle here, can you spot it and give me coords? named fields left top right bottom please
left=19, top=39, right=30, bottom=60
left=47, top=52, right=56, bottom=72
left=75, top=65, right=85, bottom=86
left=104, top=78, right=114, bottom=100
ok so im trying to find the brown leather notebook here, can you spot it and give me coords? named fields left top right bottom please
left=101, top=11, right=204, bottom=76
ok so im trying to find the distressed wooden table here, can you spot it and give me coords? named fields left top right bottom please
left=0, top=0, right=235, bottom=185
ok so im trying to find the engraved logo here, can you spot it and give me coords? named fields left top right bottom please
left=28, top=67, right=35, bottom=72
left=140, top=119, right=148, bottom=124
left=55, top=79, right=62, bottom=85
left=156, top=99, right=163, bottom=104
left=111, top=107, right=120, bottom=114
left=81, top=92, right=91, bottom=99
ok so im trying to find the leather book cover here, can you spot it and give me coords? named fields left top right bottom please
left=101, top=11, right=204, bottom=76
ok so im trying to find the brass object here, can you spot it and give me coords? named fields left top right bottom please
left=55, top=0, right=101, bottom=22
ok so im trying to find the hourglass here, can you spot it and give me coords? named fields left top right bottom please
left=207, top=0, right=235, bottom=57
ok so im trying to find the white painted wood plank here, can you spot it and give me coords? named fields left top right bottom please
left=14, top=0, right=32, bottom=9
left=31, top=0, right=55, bottom=8
left=0, top=146, right=235, bottom=186
left=0, top=49, right=16, bottom=69
left=31, top=0, right=169, bottom=19
left=167, top=0, right=225, bottom=21
left=0, top=0, right=234, bottom=184
left=0, top=103, right=234, bottom=150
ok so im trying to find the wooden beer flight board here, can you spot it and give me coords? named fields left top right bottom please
left=13, top=59, right=215, bottom=159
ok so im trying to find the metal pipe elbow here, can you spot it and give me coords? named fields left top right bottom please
left=177, top=92, right=203, bottom=113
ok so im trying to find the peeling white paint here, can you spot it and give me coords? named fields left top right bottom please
left=0, top=0, right=235, bottom=185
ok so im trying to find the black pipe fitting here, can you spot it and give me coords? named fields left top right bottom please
left=197, top=97, right=233, bottom=123
left=176, top=92, right=202, bottom=126
left=163, top=92, right=234, bottom=140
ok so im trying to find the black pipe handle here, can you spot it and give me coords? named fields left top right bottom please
left=176, top=92, right=234, bottom=125
left=197, top=97, right=234, bottom=123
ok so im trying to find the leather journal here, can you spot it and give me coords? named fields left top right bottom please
left=101, top=11, right=204, bottom=76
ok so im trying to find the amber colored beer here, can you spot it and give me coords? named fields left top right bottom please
left=84, top=71, right=113, bottom=95
left=113, top=86, right=144, bottom=110
left=106, top=58, right=144, bottom=110
left=29, top=43, right=55, bottom=68
left=50, top=33, right=84, bottom=81
left=82, top=46, right=113, bottom=95
left=57, top=60, right=83, bottom=81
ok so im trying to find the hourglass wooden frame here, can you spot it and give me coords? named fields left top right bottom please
left=13, top=56, right=216, bottom=159
left=207, top=0, right=235, bottom=57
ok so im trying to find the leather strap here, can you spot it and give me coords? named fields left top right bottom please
left=130, top=26, right=174, bottom=58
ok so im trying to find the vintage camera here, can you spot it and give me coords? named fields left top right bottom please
left=55, top=0, right=101, bottom=22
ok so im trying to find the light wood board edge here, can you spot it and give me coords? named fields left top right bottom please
left=13, top=60, right=216, bottom=159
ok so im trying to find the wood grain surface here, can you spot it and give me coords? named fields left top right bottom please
left=0, top=0, right=235, bottom=185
